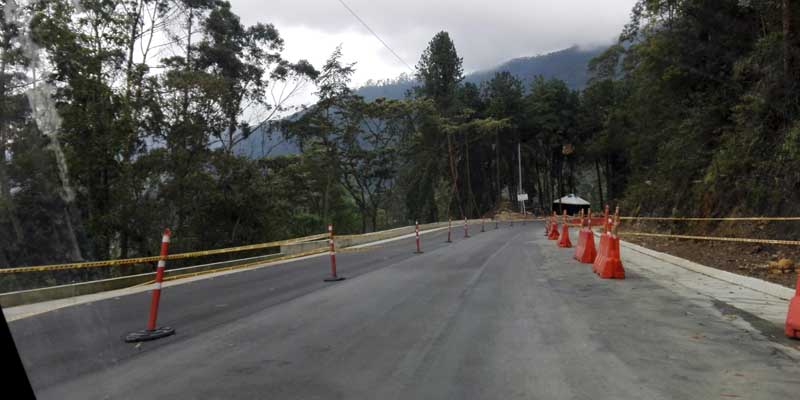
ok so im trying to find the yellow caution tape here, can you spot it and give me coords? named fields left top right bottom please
left=618, top=231, right=800, bottom=246
left=0, top=233, right=328, bottom=274
left=160, top=247, right=331, bottom=283
left=620, top=216, right=800, bottom=221
left=141, top=243, right=383, bottom=285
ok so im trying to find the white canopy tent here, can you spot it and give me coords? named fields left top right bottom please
left=553, top=194, right=591, bottom=214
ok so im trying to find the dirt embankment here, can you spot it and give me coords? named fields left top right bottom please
left=618, top=220, right=799, bottom=290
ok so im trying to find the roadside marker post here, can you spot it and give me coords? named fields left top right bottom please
left=447, top=218, right=452, bottom=243
left=464, top=217, right=470, bottom=238
left=414, top=220, right=423, bottom=254
left=481, top=218, right=485, bottom=232
left=125, top=228, right=176, bottom=343
left=324, top=224, right=345, bottom=282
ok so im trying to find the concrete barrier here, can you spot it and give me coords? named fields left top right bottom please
left=280, top=240, right=328, bottom=255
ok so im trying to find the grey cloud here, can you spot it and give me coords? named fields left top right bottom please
left=233, top=0, right=637, bottom=72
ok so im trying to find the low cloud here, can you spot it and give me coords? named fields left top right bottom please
left=231, top=0, right=637, bottom=84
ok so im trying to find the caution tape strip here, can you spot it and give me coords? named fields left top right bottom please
left=0, top=233, right=328, bottom=274
left=157, top=244, right=383, bottom=284
left=618, top=231, right=800, bottom=246
left=619, top=216, right=800, bottom=221
left=159, top=247, right=331, bottom=283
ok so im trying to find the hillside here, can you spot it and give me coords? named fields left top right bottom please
left=238, top=45, right=607, bottom=158
left=355, top=45, right=605, bottom=101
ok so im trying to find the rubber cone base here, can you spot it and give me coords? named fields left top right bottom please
left=324, top=276, right=346, bottom=282
left=125, top=326, right=175, bottom=343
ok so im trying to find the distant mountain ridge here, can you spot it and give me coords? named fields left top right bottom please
left=355, top=45, right=606, bottom=101
left=239, top=45, right=607, bottom=158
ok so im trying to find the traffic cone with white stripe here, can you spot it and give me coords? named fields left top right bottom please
left=573, top=210, right=586, bottom=258
left=548, top=212, right=560, bottom=240
left=125, top=228, right=176, bottom=342
left=324, top=224, right=346, bottom=282
left=596, top=208, right=625, bottom=279
left=414, top=220, right=423, bottom=254
left=575, top=211, right=598, bottom=264
left=592, top=205, right=610, bottom=274
left=446, top=217, right=452, bottom=243
left=557, top=210, right=572, bottom=248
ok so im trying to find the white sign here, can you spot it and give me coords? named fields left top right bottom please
left=517, top=193, right=528, bottom=201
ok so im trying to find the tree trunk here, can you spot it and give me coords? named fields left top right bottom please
left=605, top=156, right=613, bottom=203
left=534, top=160, right=544, bottom=211
left=495, top=132, right=501, bottom=206
left=784, top=0, right=794, bottom=83
left=595, top=160, right=605, bottom=207
left=464, top=136, right=473, bottom=218
left=182, top=8, right=194, bottom=117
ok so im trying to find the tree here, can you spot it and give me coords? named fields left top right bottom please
left=412, top=31, right=465, bottom=221
left=482, top=71, right=524, bottom=207
left=336, top=97, right=412, bottom=232
left=285, top=46, right=355, bottom=227
left=414, top=31, right=464, bottom=115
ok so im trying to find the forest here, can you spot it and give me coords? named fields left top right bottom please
left=1, top=0, right=800, bottom=271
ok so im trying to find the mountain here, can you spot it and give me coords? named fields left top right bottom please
left=355, top=45, right=606, bottom=101
left=238, top=45, right=607, bottom=158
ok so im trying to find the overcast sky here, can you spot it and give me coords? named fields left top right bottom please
left=230, top=0, right=639, bottom=87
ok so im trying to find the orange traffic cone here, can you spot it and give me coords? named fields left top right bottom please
left=575, top=211, right=597, bottom=264
left=592, top=205, right=611, bottom=274
left=597, top=234, right=625, bottom=279
left=593, top=234, right=607, bottom=273
left=548, top=212, right=560, bottom=240
left=596, top=208, right=625, bottom=279
left=557, top=210, right=572, bottom=248
left=545, top=215, right=551, bottom=237
left=786, top=275, right=800, bottom=338
left=573, top=210, right=586, bottom=258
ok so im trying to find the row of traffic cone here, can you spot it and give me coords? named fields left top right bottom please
left=549, top=208, right=800, bottom=340
left=552, top=206, right=625, bottom=280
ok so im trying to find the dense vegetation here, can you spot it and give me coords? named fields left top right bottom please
left=1, top=0, right=799, bottom=274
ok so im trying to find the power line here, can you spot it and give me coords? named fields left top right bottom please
left=333, top=0, right=415, bottom=72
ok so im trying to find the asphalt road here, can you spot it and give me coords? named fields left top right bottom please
left=7, top=222, right=800, bottom=399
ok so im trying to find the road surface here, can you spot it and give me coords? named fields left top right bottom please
left=7, top=222, right=800, bottom=399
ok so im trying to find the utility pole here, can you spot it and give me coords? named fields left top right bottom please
left=518, top=142, right=525, bottom=215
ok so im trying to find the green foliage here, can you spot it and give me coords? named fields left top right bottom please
left=581, top=0, right=800, bottom=218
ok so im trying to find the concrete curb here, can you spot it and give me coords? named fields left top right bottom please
left=592, top=231, right=795, bottom=300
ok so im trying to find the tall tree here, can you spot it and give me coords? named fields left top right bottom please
left=413, top=31, right=464, bottom=220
